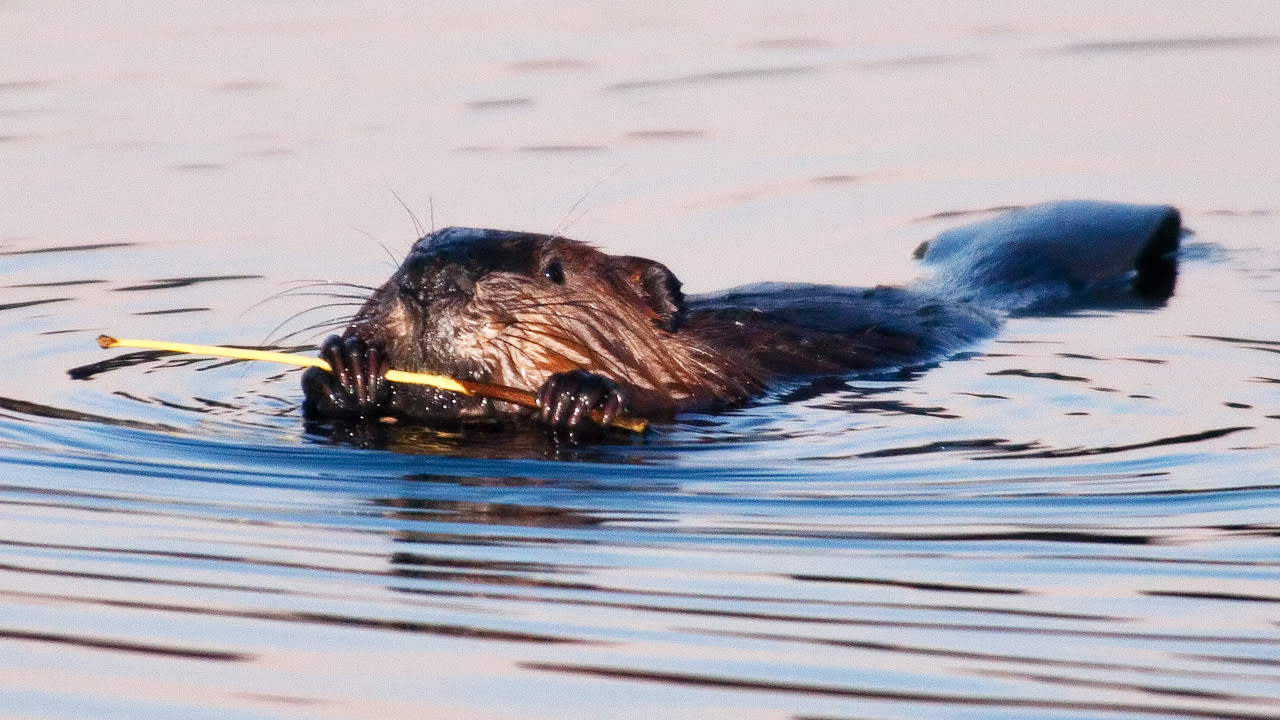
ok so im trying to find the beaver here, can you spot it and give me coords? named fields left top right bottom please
left=301, top=200, right=1181, bottom=436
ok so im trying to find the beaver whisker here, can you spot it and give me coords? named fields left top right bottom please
left=269, top=317, right=359, bottom=345
left=490, top=287, right=616, bottom=307
left=504, top=297, right=628, bottom=318
left=247, top=281, right=374, bottom=342
left=488, top=332, right=565, bottom=369
left=486, top=334, right=580, bottom=387
left=501, top=321, right=620, bottom=365
left=281, top=279, right=379, bottom=292
left=500, top=326, right=623, bottom=380
left=502, top=320, right=683, bottom=398
left=498, top=325, right=595, bottom=368
left=264, top=306, right=360, bottom=345
left=269, top=292, right=371, bottom=303
left=506, top=302, right=644, bottom=335
left=499, top=294, right=600, bottom=307
left=254, top=281, right=375, bottom=311
left=498, top=287, right=756, bottom=401
left=276, top=301, right=364, bottom=321
left=519, top=307, right=640, bottom=335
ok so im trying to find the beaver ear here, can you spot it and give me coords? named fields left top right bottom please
left=615, top=256, right=687, bottom=332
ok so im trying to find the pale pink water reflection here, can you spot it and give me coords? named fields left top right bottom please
left=1, top=2, right=1278, bottom=719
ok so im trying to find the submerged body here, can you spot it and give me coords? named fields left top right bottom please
left=301, top=201, right=1181, bottom=435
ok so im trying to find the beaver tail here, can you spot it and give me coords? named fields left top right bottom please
left=915, top=200, right=1182, bottom=314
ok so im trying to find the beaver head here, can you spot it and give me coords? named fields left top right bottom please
left=343, top=227, right=760, bottom=413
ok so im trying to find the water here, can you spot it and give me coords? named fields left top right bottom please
left=2, top=2, right=1279, bottom=718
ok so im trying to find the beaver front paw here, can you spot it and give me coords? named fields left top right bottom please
left=536, top=369, right=630, bottom=433
left=301, top=335, right=393, bottom=418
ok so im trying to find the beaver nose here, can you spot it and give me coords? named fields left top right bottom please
left=401, top=252, right=476, bottom=301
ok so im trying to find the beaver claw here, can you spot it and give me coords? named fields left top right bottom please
left=536, top=369, right=630, bottom=432
left=301, top=335, right=393, bottom=418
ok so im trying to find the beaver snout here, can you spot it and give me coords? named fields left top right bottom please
left=399, top=252, right=476, bottom=303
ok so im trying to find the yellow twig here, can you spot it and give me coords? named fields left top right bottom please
left=95, top=335, right=648, bottom=433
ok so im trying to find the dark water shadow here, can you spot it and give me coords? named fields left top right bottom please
left=5, top=279, right=106, bottom=289
left=112, top=274, right=263, bottom=292
left=1058, top=35, right=1280, bottom=54
left=0, top=241, right=136, bottom=256
left=520, top=663, right=1277, bottom=720
left=0, top=297, right=70, bottom=312
left=604, top=64, right=820, bottom=92
left=132, top=307, right=211, bottom=316
left=0, top=628, right=252, bottom=662
left=984, top=426, right=1254, bottom=460
left=858, top=53, right=984, bottom=70
left=465, top=97, right=533, bottom=110
left=304, top=419, right=660, bottom=464
left=0, top=395, right=182, bottom=433
left=623, top=129, right=705, bottom=141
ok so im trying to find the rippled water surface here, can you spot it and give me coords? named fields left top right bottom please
left=3, top=2, right=1279, bottom=718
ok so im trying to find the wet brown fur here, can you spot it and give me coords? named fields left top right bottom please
left=343, top=230, right=764, bottom=417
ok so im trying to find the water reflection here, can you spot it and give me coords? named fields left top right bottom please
left=4, top=2, right=1280, bottom=718
left=0, top=399, right=1276, bottom=717
left=518, top=663, right=1276, bottom=719
left=0, top=241, right=136, bottom=256
left=0, top=627, right=252, bottom=662
left=604, top=65, right=821, bottom=92
left=0, top=297, right=70, bottom=312
left=113, top=275, right=263, bottom=292
left=1059, top=35, right=1280, bottom=54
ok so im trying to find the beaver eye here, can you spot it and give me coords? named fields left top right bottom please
left=543, top=257, right=565, bottom=284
